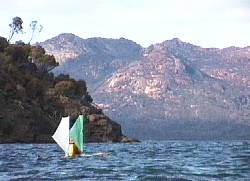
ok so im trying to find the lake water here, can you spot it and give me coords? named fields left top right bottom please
left=0, top=141, right=250, bottom=180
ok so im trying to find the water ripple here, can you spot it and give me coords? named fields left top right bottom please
left=0, top=141, right=249, bottom=180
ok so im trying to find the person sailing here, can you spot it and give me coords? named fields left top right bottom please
left=68, top=139, right=83, bottom=157
left=52, top=115, right=86, bottom=157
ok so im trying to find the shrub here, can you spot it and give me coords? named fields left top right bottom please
left=75, top=80, right=87, bottom=97
left=54, top=80, right=76, bottom=97
left=0, top=37, right=8, bottom=52
left=26, top=77, right=44, bottom=98
left=55, top=74, right=71, bottom=82
left=30, top=46, right=58, bottom=73
left=5, top=44, right=31, bottom=62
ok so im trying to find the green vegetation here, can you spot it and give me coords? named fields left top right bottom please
left=0, top=36, right=93, bottom=141
left=0, top=35, right=92, bottom=100
left=30, top=45, right=59, bottom=73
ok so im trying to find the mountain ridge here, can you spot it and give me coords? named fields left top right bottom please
left=39, top=33, right=250, bottom=140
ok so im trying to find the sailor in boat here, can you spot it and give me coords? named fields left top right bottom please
left=52, top=115, right=86, bottom=157
left=68, top=139, right=82, bottom=157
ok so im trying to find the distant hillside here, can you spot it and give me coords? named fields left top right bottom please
left=40, top=34, right=250, bottom=140
left=0, top=36, right=131, bottom=143
left=94, top=44, right=250, bottom=139
left=39, top=33, right=143, bottom=90
left=163, top=38, right=250, bottom=87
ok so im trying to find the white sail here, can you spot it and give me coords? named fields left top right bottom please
left=52, top=116, right=69, bottom=155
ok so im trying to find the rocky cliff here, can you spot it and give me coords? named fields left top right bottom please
left=40, top=34, right=250, bottom=140
left=0, top=36, right=132, bottom=143
left=163, top=38, right=250, bottom=87
left=94, top=44, right=250, bottom=139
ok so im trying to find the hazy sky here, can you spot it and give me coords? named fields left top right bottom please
left=1, top=0, right=250, bottom=48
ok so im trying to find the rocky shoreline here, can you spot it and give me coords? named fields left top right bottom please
left=0, top=36, right=138, bottom=143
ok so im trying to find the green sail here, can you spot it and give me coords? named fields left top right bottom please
left=69, top=115, right=87, bottom=152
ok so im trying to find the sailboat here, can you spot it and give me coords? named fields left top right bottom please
left=52, top=115, right=87, bottom=157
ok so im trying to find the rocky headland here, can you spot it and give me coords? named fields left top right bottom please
left=0, top=36, right=135, bottom=143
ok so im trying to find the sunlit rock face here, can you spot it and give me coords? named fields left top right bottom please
left=40, top=35, right=250, bottom=140
left=39, top=33, right=144, bottom=90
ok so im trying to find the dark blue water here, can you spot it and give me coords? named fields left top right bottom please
left=0, top=141, right=250, bottom=181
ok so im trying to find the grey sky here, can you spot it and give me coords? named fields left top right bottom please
left=0, top=0, right=250, bottom=47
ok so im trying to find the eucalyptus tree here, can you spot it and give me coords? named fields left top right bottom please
left=29, top=21, right=43, bottom=44
left=8, top=16, right=23, bottom=42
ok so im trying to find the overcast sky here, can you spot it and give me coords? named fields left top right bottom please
left=1, top=0, right=250, bottom=48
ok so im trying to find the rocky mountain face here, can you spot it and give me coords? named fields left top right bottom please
left=40, top=34, right=250, bottom=140
left=39, top=33, right=143, bottom=90
left=163, top=38, right=250, bottom=87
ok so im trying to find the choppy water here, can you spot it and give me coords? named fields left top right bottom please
left=0, top=141, right=250, bottom=181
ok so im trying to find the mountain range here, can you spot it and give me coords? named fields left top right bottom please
left=39, top=33, right=250, bottom=140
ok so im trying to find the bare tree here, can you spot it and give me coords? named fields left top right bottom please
left=29, top=21, right=43, bottom=44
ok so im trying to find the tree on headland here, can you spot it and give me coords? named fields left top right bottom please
left=8, top=17, right=43, bottom=44
left=29, top=21, right=43, bottom=44
left=5, top=17, right=56, bottom=73
left=8, top=16, right=23, bottom=42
